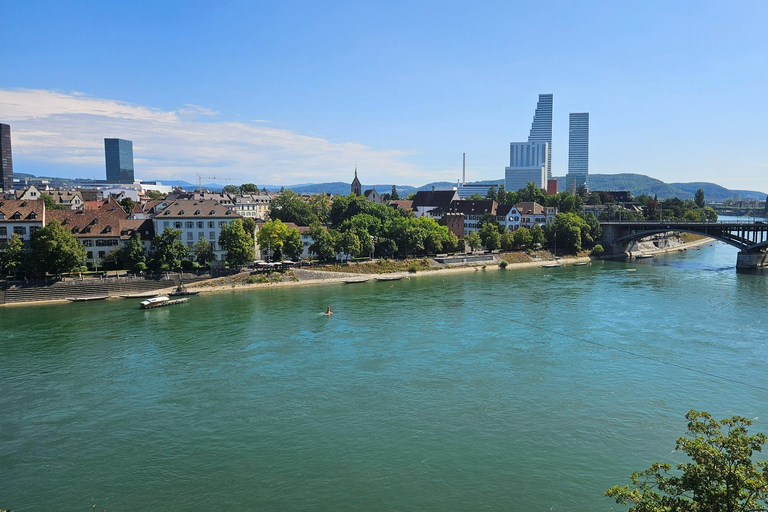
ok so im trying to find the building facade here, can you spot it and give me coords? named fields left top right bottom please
left=566, top=113, right=589, bottom=192
left=104, top=138, right=135, bottom=184
left=1, top=123, right=13, bottom=192
left=0, top=199, right=45, bottom=249
left=504, top=141, right=548, bottom=192
left=528, top=94, right=553, bottom=179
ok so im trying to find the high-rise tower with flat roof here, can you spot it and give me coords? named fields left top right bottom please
left=104, top=138, right=135, bottom=184
left=566, top=113, right=589, bottom=193
left=528, top=94, right=553, bottom=179
left=1, top=123, right=13, bottom=192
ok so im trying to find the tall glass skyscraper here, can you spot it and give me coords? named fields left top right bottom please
left=1, top=123, right=13, bottom=192
left=566, top=113, right=589, bottom=192
left=104, top=138, right=135, bottom=184
left=528, top=94, right=553, bottom=178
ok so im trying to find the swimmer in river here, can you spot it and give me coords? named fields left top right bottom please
left=325, top=306, right=332, bottom=315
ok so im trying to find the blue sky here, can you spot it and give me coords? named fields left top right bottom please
left=2, top=0, right=767, bottom=192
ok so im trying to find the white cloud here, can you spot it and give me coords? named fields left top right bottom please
left=0, top=88, right=427, bottom=185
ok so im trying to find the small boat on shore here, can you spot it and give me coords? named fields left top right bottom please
left=344, top=278, right=370, bottom=284
left=120, top=292, right=161, bottom=299
left=636, top=254, right=654, bottom=259
left=541, top=263, right=561, bottom=268
left=140, top=296, right=189, bottom=309
left=66, top=296, right=110, bottom=302
left=376, top=275, right=405, bottom=281
left=168, top=283, right=200, bottom=297
left=573, top=262, right=590, bottom=266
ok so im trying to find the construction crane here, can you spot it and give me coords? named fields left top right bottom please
left=196, top=173, right=236, bottom=194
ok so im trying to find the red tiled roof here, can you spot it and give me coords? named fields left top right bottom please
left=0, top=199, right=45, bottom=222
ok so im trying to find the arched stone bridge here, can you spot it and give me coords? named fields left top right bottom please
left=599, top=221, right=768, bottom=268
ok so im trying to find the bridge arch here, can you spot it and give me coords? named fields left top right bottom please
left=613, top=229, right=748, bottom=251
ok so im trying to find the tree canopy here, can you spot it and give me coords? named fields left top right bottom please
left=151, top=227, right=189, bottom=271
left=31, top=219, right=87, bottom=275
left=269, top=190, right=319, bottom=226
left=606, top=410, right=768, bottom=512
left=219, top=219, right=256, bottom=266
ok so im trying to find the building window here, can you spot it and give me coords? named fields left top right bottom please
left=174, top=222, right=182, bottom=228
left=208, top=221, right=214, bottom=228
left=185, top=221, right=194, bottom=228
left=164, top=221, right=169, bottom=229
left=219, top=221, right=226, bottom=228
left=82, top=240, right=93, bottom=247
left=98, top=251, right=106, bottom=258
left=187, top=232, right=193, bottom=240
left=209, top=231, right=215, bottom=240
left=197, top=221, right=203, bottom=228
left=199, top=232, right=205, bottom=239
left=14, top=226, right=26, bottom=235
left=0, top=227, right=6, bottom=236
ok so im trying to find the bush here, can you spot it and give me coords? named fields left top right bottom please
left=590, top=244, right=605, bottom=257
left=407, top=261, right=420, bottom=273
left=499, top=260, right=508, bottom=269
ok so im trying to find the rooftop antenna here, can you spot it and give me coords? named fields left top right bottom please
left=462, top=153, right=466, bottom=185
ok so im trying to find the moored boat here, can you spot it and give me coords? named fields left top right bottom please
left=344, top=278, right=370, bottom=284
left=541, top=263, right=561, bottom=268
left=375, top=275, right=405, bottom=281
left=66, top=296, right=110, bottom=302
left=140, top=296, right=189, bottom=309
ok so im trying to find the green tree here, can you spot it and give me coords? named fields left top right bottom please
left=40, top=193, right=68, bottom=210
left=479, top=222, right=501, bottom=250
left=152, top=227, right=189, bottom=271
left=465, top=231, right=481, bottom=252
left=257, top=219, right=289, bottom=261
left=31, top=219, right=87, bottom=275
left=501, top=230, right=516, bottom=250
left=241, top=217, right=257, bottom=241
left=145, top=190, right=165, bottom=200
left=283, top=227, right=304, bottom=260
left=704, top=206, right=718, bottom=222
left=486, top=185, right=498, bottom=202
left=606, top=410, right=768, bottom=512
left=193, top=237, right=214, bottom=266
left=219, top=219, right=256, bottom=266
left=240, top=183, right=258, bottom=193
left=391, top=185, right=399, bottom=200
left=694, top=188, right=706, bottom=208
left=307, top=194, right=332, bottom=224
left=269, top=190, right=318, bottom=226
left=119, top=197, right=135, bottom=215
left=125, top=233, right=146, bottom=271
left=512, top=226, right=533, bottom=249
left=519, top=182, right=546, bottom=204
left=308, top=223, right=337, bottom=261
left=335, top=230, right=361, bottom=261
left=222, top=184, right=239, bottom=194
left=530, top=223, right=546, bottom=248
left=2, top=233, right=26, bottom=277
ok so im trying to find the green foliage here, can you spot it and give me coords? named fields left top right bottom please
left=151, top=227, right=189, bottom=271
left=1, top=233, right=26, bottom=276
left=239, top=183, right=258, bottom=193
left=590, top=244, right=604, bottom=257
left=498, top=259, right=508, bottom=269
left=335, top=230, right=362, bottom=261
left=391, top=185, right=399, bottom=200
left=606, top=410, right=768, bottom=512
left=518, top=182, right=546, bottom=204
left=479, top=222, right=501, bottom=250
left=126, top=233, right=146, bottom=271
left=465, top=231, right=481, bottom=252
left=31, top=219, right=88, bottom=275
left=241, top=217, right=257, bottom=240
left=222, top=184, right=240, bottom=194
left=512, top=227, right=533, bottom=249
left=39, top=193, right=69, bottom=210
left=530, top=223, right=546, bottom=247
left=145, top=190, right=165, bottom=200
left=257, top=219, right=289, bottom=261
left=119, top=197, right=135, bottom=214
left=501, top=230, right=516, bottom=250
left=283, top=227, right=303, bottom=260
left=308, top=222, right=337, bottom=261
left=694, top=188, right=706, bottom=208
left=307, top=193, right=332, bottom=224
left=193, top=237, right=214, bottom=266
left=269, top=190, right=319, bottom=226
left=219, top=219, right=256, bottom=266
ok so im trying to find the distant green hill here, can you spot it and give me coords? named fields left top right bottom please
left=557, top=174, right=765, bottom=202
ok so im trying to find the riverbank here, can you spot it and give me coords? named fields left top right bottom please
left=628, top=234, right=713, bottom=257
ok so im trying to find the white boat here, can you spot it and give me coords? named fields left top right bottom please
left=140, top=296, right=189, bottom=309
left=541, top=263, right=561, bottom=268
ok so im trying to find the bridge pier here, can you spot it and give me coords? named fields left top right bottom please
left=736, top=251, right=768, bottom=269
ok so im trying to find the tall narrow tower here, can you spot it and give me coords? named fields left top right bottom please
left=566, top=113, right=589, bottom=193
left=0, top=123, right=13, bottom=192
left=528, top=94, right=553, bottom=179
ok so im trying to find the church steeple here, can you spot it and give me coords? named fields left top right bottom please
left=351, top=165, right=362, bottom=196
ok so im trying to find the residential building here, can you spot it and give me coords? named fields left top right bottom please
left=496, top=204, right=522, bottom=232
left=104, top=138, right=135, bottom=184
left=152, top=199, right=241, bottom=261
left=14, top=185, right=42, bottom=201
left=566, top=113, right=589, bottom=192
left=0, top=199, right=45, bottom=249
left=229, top=194, right=272, bottom=220
left=1, top=123, right=12, bottom=192
left=48, top=209, right=153, bottom=267
left=505, top=141, right=548, bottom=192
left=528, top=94, right=553, bottom=179
left=364, top=188, right=383, bottom=204
left=449, top=200, right=497, bottom=233
left=46, top=190, right=85, bottom=210
left=411, top=190, right=459, bottom=217
left=515, top=202, right=557, bottom=228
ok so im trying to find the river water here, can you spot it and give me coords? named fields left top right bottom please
left=1, top=240, right=767, bottom=511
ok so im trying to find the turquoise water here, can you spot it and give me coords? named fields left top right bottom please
left=1, top=242, right=767, bottom=511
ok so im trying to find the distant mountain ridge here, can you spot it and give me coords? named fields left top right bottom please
left=13, top=172, right=765, bottom=202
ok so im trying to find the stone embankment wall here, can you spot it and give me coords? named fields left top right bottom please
left=0, top=273, right=212, bottom=305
